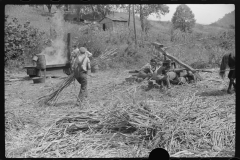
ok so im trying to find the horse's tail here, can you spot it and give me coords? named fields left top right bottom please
left=219, top=54, right=229, bottom=79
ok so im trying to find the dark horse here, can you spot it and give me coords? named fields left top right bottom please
left=219, top=52, right=235, bottom=94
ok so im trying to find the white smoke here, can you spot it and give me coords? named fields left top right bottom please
left=41, top=9, right=67, bottom=65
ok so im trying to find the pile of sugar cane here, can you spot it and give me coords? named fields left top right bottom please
left=27, top=89, right=235, bottom=157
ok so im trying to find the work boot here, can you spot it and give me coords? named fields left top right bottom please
left=146, top=81, right=154, bottom=91
left=75, top=96, right=84, bottom=107
left=75, top=101, right=82, bottom=108
left=227, top=89, right=233, bottom=94
left=136, top=78, right=144, bottom=83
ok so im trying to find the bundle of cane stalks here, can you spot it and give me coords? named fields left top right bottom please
left=38, top=73, right=75, bottom=106
left=91, top=47, right=118, bottom=67
left=38, top=48, right=118, bottom=106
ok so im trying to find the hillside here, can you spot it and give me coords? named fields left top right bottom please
left=210, top=10, right=235, bottom=28
left=5, top=5, right=233, bottom=68
left=5, top=5, right=228, bottom=40
left=5, top=5, right=59, bottom=32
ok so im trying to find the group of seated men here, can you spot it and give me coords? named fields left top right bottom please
left=135, top=59, right=195, bottom=89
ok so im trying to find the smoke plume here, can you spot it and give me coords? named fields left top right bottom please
left=40, top=9, right=67, bottom=65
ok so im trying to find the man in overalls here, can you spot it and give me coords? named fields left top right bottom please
left=72, top=47, right=91, bottom=103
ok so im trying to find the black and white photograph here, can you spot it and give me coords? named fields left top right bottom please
left=5, top=4, right=235, bottom=158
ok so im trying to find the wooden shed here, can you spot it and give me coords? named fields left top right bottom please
left=99, top=16, right=128, bottom=31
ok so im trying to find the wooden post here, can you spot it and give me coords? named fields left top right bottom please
left=152, top=42, right=203, bottom=81
left=63, top=33, right=71, bottom=74
left=67, top=33, right=71, bottom=63
left=44, top=69, right=46, bottom=81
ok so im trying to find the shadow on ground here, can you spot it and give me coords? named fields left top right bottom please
left=196, top=89, right=230, bottom=97
left=55, top=100, right=76, bottom=107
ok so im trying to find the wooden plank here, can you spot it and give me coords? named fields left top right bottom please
left=152, top=42, right=203, bottom=81
left=169, top=68, right=213, bottom=73
left=25, top=64, right=67, bottom=69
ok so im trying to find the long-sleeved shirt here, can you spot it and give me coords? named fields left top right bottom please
left=85, top=50, right=92, bottom=57
left=140, top=63, right=161, bottom=74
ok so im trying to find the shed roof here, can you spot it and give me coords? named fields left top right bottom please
left=99, top=16, right=128, bottom=23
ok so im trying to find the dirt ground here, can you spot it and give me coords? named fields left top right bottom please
left=5, top=68, right=235, bottom=158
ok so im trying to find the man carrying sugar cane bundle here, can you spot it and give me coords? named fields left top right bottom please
left=72, top=47, right=91, bottom=104
left=39, top=46, right=117, bottom=106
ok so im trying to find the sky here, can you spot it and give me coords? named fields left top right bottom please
left=148, top=4, right=235, bottom=25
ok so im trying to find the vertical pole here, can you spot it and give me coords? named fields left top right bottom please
left=64, top=33, right=71, bottom=74
left=128, top=4, right=131, bottom=27
left=40, top=69, right=42, bottom=77
left=50, top=26, right=52, bottom=39
left=44, top=69, right=46, bottom=81
left=67, top=33, right=71, bottom=63
left=132, top=5, right=137, bottom=46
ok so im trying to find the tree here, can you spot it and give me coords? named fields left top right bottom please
left=46, top=4, right=52, bottom=13
left=171, top=4, right=196, bottom=33
left=128, top=4, right=131, bottom=27
left=73, top=5, right=114, bottom=21
left=5, top=16, right=46, bottom=65
left=56, top=5, right=63, bottom=10
left=139, top=5, right=144, bottom=32
left=136, top=4, right=169, bottom=32
left=132, top=5, right=137, bottom=46
left=112, top=4, right=169, bottom=32
left=64, top=5, right=69, bottom=11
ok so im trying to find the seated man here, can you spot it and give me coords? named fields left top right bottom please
left=184, top=70, right=195, bottom=83
left=175, top=69, right=195, bottom=83
left=151, top=60, right=185, bottom=88
left=149, top=60, right=172, bottom=89
left=136, top=59, right=159, bottom=81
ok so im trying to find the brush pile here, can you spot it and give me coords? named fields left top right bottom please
left=38, top=48, right=118, bottom=106
left=90, top=48, right=118, bottom=68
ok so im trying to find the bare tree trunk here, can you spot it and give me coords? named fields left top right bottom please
left=170, top=28, right=174, bottom=42
left=132, top=5, right=137, bottom=46
left=46, top=4, right=52, bottom=13
left=65, top=5, right=69, bottom=11
left=140, top=5, right=144, bottom=32
left=128, top=4, right=131, bottom=27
